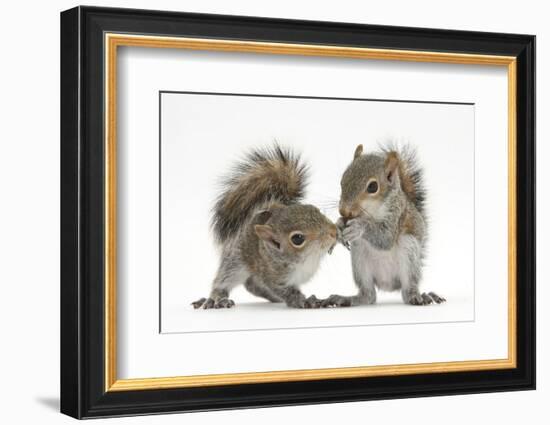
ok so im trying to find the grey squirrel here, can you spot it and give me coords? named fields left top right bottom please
left=192, top=144, right=337, bottom=309
left=322, top=144, right=446, bottom=307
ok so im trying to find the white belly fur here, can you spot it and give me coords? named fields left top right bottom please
left=287, top=251, right=323, bottom=287
left=353, top=235, right=418, bottom=291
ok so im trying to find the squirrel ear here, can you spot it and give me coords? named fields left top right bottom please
left=384, top=151, right=400, bottom=184
left=354, top=144, right=364, bottom=159
left=255, top=210, right=273, bottom=225
left=254, top=224, right=281, bottom=249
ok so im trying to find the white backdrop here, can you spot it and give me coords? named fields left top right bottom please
left=118, top=44, right=507, bottom=379
left=0, top=1, right=546, bottom=425
left=160, top=92, right=475, bottom=333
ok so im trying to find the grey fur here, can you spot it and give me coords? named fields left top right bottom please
left=193, top=144, right=337, bottom=309
left=381, top=143, right=426, bottom=215
left=323, top=143, right=444, bottom=307
left=244, top=277, right=282, bottom=303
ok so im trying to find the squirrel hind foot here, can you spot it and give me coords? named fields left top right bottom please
left=406, top=292, right=446, bottom=306
left=192, top=297, right=235, bottom=309
left=427, top=292, right=446, bottom=304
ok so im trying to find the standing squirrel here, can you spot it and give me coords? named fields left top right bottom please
left=192, top=144, right=337, bottom=309
left=322, top=144, right=445, bottom=307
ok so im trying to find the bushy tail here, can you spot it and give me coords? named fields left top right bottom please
left=382, top=144, right=426, bottom=216
left=211, top=144, right=308, bottom=244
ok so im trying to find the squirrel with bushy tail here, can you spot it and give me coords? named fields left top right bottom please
left=192, top=144, right=337, bottom=310
left=322, top=143, right=446, bottom=307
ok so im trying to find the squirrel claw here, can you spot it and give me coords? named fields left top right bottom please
left=191, top=298, right=207, bottom=309
left=336, top=235, right=351, bottom=251
left=428, top=292, right=446, bottom=304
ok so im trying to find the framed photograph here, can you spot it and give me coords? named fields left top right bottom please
left=60, top=6, right=535, bottom=419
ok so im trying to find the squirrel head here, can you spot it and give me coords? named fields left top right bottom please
left=253, top=204, right=337, bottom=262
left=339, top=144, right=402, bottom=220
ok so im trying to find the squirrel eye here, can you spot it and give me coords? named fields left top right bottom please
left=366, top=180, right=379, bottom=194
left=290, top=233, right=306, bottom=247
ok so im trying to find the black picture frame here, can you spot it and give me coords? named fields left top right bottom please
left=61, top=5, right=535, bottom=419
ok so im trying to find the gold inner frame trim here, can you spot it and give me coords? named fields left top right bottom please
left=104, top=33, right=518, bottom=392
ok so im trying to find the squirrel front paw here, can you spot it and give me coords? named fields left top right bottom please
left=304, top=295, right=323, bottom=309
left=285, top=293, right=323, bottom=309
left=336, top=217, right=346, bottom=233
left=341, top=218, right=365, bottom=244
left=285, top=295, right=306, bottom=308
left=336, top=217, right=350, bottom=250
left=320, top=294, right=354, bottom=308
left=192, top=297, right=235, bottom=309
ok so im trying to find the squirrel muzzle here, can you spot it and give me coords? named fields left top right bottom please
left=339, top=204, right=360, bottom=221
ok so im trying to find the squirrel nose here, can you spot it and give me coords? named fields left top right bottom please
left=339, top=205, right=352, bottom=219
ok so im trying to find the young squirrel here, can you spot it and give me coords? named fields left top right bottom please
left=322, top=144, right=445, bottom=307
left=192, top=144, right=337, bottom=309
